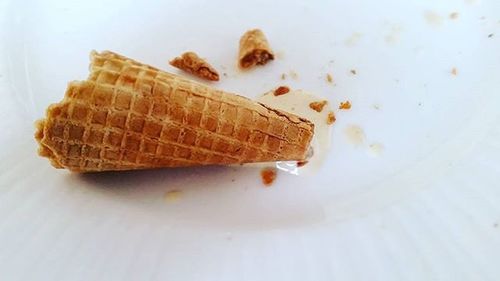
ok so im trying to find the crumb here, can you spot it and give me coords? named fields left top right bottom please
left=373, top=104, right=380, bottom=110
left=344, top=125, right=365, bottom=146
left=494, top=223, right=498, bottom=228
left=289, top=70, right=298, bottom=79
left=260, top=167, right=277, bottom=186
left=488, top=33, right=494, bottom=38
left=170, top=52, right=219, bottom=81
left=274, top=86, right=290, bottom=96
left=326, top=73, right=333, bottom=83
left=339, top=101, right=352, bottom=110
left=451, top=67, right=458, bottom=75
left=164, top=190, right=182, bottom=202
left=350, top=69, right=357, bottom=75
left=449, top=12, right=459, bottom=20
left=297, top=161, right=309, bottom=167
left=281, top=73, right=287, bottom=80
left=309, top=100, right=328, bottom=112
left=223, top=73, right=228, bottom=77
left=326, top=111, right=336, bottom=125
left=238, top=29, right=274, bottom=69
left=418, top=102, right=422, bottom=106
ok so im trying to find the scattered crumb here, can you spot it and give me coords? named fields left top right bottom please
left=289, top=70, right=298, bottom=80
left=326, top=111, right=336, bottom=125
left=449, top=12, right=459, bottom=20
left=451, top=67, right=458, bottom=75
left=260, top=167, right=277, bottom=186
left=339, top=101, right=352, bottom=110
left=480, top=16, right=486, bottom=20
left=281, top=73, right=287, bottom=80
left=350, top=69, right=357, bottom=75
left=345, top=32, right=363, bottom=46
left=274, top=86, right=290, bottom=96
left=368, top=143, right=385, bottom=157
left=297, top=161, right=309, bottom=167
left=231, top=179, right=235, bottom=182
left=326, top=73, right=333, bottom=83
left=385, top=25, right=403, bottom=44
left=169, top=52, right=220, bottom=81
left=418, top=102, right=422, bottom=106
left=373, top=104, right=381, bottom=110
left=494, top=223, right=498, bottom=228
left=488, top=33, right=494, bottom=38
left=424, top=11, right=443, bottom=27
left=344, top=125, right=365, bottom=146
left=275, top=51, right=285, bottom=59
left=309, top=100, right=328, bottom=112
left=226, top=232, right=233, bottom=241
left=164, top=190, right=182, bottom=202
left=223, top=72, right=228, bottom=77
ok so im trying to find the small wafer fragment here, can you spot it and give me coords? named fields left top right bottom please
left=170, top=51, right=219, bottom=81
left=309, top=100, right=328, bottom=112
left=238, top=29, right=274, bottom=69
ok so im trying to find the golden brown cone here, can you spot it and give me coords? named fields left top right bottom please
left=35, top=51, right=314, bottom=172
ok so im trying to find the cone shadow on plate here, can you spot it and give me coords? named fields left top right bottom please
left=75, top=165, right=232, bottom=194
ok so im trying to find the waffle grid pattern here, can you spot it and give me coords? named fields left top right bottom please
left=36, top=51, right=313, bottom=172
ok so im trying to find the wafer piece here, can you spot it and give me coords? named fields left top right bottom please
left=238, top=29, right=274, bottom=69
left=170, top=52, right=219, bottom=81
left=35, top=51, right=314, bottom=172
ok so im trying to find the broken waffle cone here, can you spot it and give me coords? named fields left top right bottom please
left=35, top=51, right=314, bottom=172
left=238, top=29, right=274, bottom=69
left=169, top=52, right=220, bottom=81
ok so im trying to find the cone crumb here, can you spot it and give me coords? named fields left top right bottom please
left=274, top=86, right=290, bottom=96
left=261, top=167, right=277, bottom=186
left=170, top=52, right=219, bottom=81
left=289, top=70, right=298, bottom=80
left=350, top=69, right=357, bottom=75
left=165, top=190, right=182, bottom=202
left=297, top=161, right=309, bottom=167
left=326, top=73, right=333, bottom=83
left=451, top=67, right=458, bottom=75
left=449, top=12, right=459, bottom=19
left=238, top=29, right=274, bottom=69
left=281, top=73, right=287, bottom=80
left=326, top=111, right=336, bottom=125
left=339, top=101, right=352, bottom=110
left=309, top=100, right=328, bottom=112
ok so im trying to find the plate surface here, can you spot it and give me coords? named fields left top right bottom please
left=1, top=0, right=500, bottom=280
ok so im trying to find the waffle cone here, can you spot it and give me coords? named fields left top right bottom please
left=35, top=51, right=314, bottom=172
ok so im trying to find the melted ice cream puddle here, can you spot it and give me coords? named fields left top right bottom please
left=255, top=90, right=332, bottom=175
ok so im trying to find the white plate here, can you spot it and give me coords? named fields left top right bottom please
left=1, top=0, right=500, bottom=280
